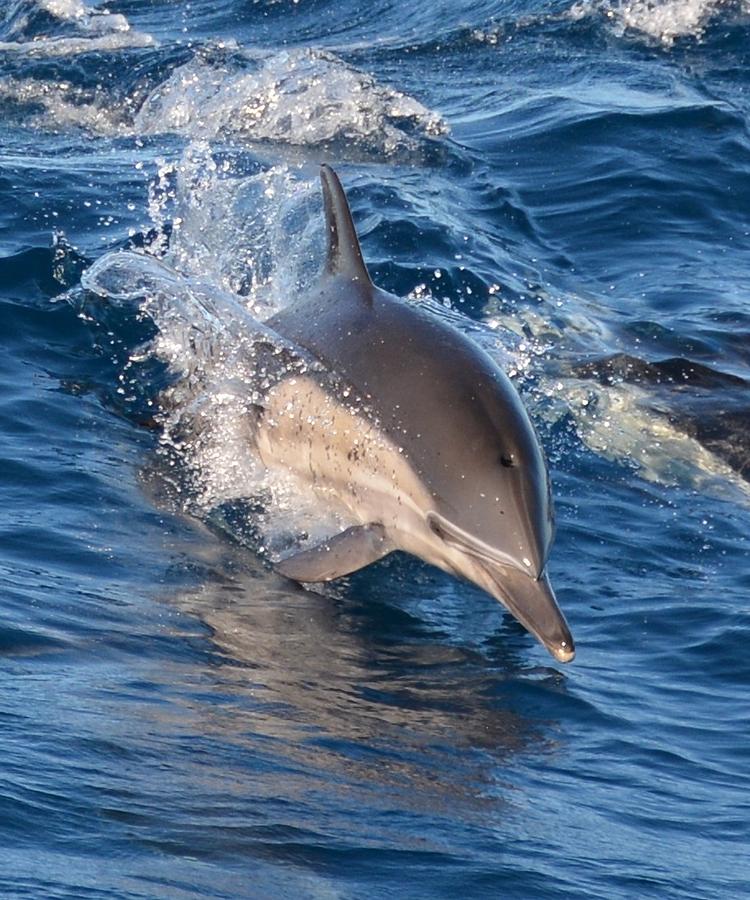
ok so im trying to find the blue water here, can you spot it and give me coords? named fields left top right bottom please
left=2, top=0, right=750, bottom=897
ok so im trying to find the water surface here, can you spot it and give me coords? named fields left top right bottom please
left=1, top=0, right=749, bottom=897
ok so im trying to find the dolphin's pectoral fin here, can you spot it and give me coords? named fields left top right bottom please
left=320, top=164, right=373, bottom=287
left=275, top=523, right=392, bottom=583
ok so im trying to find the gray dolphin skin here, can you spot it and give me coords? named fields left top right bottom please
left=260, top=164, right=574, bottom=663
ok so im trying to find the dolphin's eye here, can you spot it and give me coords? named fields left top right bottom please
left=499, top=454, right=515, bottom=468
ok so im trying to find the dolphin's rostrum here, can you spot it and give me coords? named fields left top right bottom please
left=257, top=165, right=574, bottom=663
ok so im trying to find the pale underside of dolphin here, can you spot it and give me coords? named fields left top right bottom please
left=253, top=165, right=574, bottom=663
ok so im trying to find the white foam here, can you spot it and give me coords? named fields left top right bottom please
left=0, top=76, right=132, bottom=131
left=0, top=0, right=154, bottom=56
left=568, top=0, right=745, bottom=45
left=481, top=295, right=750, bottom=498
left=0, top=30, right=154, bottom=56
left=134, top=46, right=447, bottom=156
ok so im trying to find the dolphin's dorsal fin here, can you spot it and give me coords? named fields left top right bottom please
left=320, top=164, right=373, bottom=286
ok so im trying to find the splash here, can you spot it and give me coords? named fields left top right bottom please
left=134, top=45, right=448, bottom=157
left=81, top=245, right=357, bottom=554
left=141, top=145, right=322, bottom=315
left=0, top=0, right=154, bottom=55
left=481, top=291, right=750, bottom=498
left=79, top=153, right=359, bottom=556
left=568, top=0, right=744, bottom=45
left=2, top=39, right=447, bottom=162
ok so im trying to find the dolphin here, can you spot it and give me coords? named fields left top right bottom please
left=255, top=165, right=574, bottom=663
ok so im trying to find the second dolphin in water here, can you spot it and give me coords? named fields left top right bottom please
left=255, top=165, right=574, bottom=662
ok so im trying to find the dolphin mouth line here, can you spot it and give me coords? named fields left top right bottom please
left=426, top=512, right=534, bottom=577
left=426, top=513, right=574, bottom=663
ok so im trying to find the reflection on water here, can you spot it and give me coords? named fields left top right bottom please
left=144, top=533, right=564, bottom=840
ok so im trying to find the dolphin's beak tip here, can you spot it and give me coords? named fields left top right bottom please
left=550, top=641, right=575, bottom=664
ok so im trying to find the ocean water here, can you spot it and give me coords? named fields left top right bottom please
left=1, top=0, right=750, bottom=897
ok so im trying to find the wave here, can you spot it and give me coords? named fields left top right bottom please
left=0, top=40, right=448, bottom=161
left=0, top=0, right=154, bottom=56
